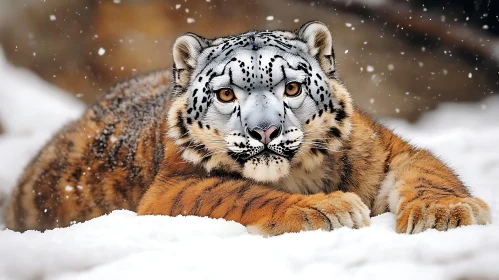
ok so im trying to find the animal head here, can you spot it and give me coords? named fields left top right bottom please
left=168, top=21, right=353, bottom=183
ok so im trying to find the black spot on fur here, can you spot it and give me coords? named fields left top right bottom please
left=177, top=111, right=189, bottom=137
left=335, top=101, right=347, bottom=123
left=329, top=127, right=341, bottom=138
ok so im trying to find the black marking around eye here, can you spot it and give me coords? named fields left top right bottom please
left=228, top=68, right=233, bottom=84
left=280, top=65, right=287, bottom=80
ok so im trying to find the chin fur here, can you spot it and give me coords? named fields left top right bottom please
left=242, top=154, right=291, bottom=182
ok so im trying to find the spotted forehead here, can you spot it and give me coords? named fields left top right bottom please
left=211, top=31, right=301, bottom=51
left=194, top=31, right=309, bottom=73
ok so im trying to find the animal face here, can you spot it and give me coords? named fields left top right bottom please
left=168, top=22, right=353, bottom=182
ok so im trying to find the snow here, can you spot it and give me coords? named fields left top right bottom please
left=0, top=48, right=498, bottom=280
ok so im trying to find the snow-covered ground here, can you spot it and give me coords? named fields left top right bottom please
left=0, top=48, right=498, bottom=280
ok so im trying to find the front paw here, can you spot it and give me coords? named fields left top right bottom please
left=396, top=196, right=490, bottom=234
left=248, top=192, right=371, bottom=236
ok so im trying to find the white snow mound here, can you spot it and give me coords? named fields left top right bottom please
left=0, top=48, right=498, bottom=280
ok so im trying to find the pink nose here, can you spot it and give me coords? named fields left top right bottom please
left=249, top=125, right=281, bottom=144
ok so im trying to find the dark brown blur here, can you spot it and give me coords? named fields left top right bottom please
left=0, top=0, right=497, bottom=120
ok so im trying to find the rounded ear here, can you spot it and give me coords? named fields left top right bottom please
left=296, top=21, right=336, bottom=77
left=172, top=33, right=209, bottom=87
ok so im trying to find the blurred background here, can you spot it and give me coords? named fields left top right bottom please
left=0, top=0, right=497, bottom=126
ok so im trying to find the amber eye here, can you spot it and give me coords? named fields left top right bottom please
left=284, top=82, right=301, bottom=97
left=216, top=88, right=236, bottom=103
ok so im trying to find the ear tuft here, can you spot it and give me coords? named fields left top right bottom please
left=172, top=33, right=209, bottom=87
left=296, top=21, right=336, bottom=76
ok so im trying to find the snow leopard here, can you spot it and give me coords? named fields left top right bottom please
left=5, top=21, right=490, bottom=235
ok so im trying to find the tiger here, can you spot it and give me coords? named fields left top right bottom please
left=4, top=21, right=490, bottom=235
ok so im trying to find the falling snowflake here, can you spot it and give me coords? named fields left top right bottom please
left=366, top=65, right=374, bottom=72
left=187, top=18, right=195, bottom=24
left=49, top=15, right=56, bottom=21
left=98, top=48, right=106, bottom=56
left=266, top=16, right=274, bottom=21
